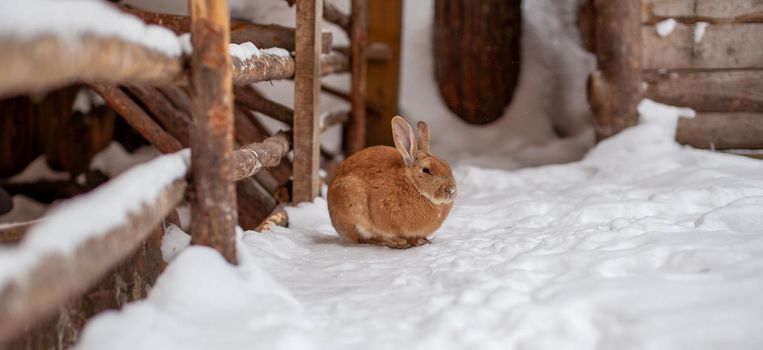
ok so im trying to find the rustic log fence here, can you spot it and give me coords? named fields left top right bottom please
left=0, top=0, right=368, bottom=347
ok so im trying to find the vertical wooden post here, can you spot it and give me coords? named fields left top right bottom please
left=345, top=0, right=368, bottom=155
left=587, top=0, right=642, bottom=140
left=365, top=0, right=402, bottom=147
left=189, top=0, right=237, bottom=264
left=293, top=0, right=323, bottom=203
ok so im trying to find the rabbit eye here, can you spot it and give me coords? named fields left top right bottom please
left=422, top=167, right=432, bottom=175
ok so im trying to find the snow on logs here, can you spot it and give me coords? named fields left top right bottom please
left=0, top=2, right=348, bottom=98
left=0, top=150, right=190, bottom=345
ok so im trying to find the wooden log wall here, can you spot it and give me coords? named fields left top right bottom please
left=641, top=0, right=763, bottom=149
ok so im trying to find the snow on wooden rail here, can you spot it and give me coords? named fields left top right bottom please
left=0, top=150, right=190, bottom=345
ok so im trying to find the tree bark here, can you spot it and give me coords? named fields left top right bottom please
left=434, top=0, right=521, bottom=124
left=189, top=0, right=237, bottom=264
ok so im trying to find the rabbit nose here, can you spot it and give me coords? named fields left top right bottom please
left=445, top=186, right=456, bottom=195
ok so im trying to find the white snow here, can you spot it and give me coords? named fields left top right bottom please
left=0, top=0, right=183, bottom=57
left=0, top=149, right=190, bottom=289
left=229, top=41, right=261, bottom=61
left=263, top=47, right=292, bottom=57
left=161, top=224, right=191, bottom=262
left=656, top=18, right=678, bottom=37
left=694, top=22, right=709, bottom=43
left=73, top=88, right=106, bottom=114
left=75, top=100, right=763, bottom=349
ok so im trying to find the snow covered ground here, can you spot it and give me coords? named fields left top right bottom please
left=73, top=100, right=763, bottom=350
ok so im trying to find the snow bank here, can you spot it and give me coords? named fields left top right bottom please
left=76, top=100, right=763, bottom=349
left=0, top=0, right=183, bottom=57
left=0, top=150, right=190, bottom=289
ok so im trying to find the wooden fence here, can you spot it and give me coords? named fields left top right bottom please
left=0, top=0, right=369, bottom=347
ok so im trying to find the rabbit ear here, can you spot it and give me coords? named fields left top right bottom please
left=417, top=121, right=430, bottom=153
left=391, top=116, right=417, bottom=166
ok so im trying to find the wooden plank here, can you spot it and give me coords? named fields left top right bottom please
left=128, top=85, right=192, bottom=146
left=189, top=0, right=237, bottom=264
left=643, top=23, right=763, bottom=69
left=642, top=0, right=763, bottom=24
left=292, top=0, right=323, bottom=203
left=232, top=50, right=349, bottom=86
left=345, top=0, right=368, bottom=155
left=0, top=180, right=185, bottom=346
left=677, top=112, right=763, bottom=149
left=588, top=0, right=642, bottom=140
left=644, top=69, right=763, bottom=112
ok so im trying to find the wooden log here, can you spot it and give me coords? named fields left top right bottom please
left=677, top=112, right=763, bottom=149
left=320, top=110, right=350, bottom=133
left=345, top=0, right=368, bottom=155
left=644, top=70, right=763, bottom=112
left=128, top=85, right=192, bottom=146
left=0, top=180, right=185, bottom=346
left=642, top=0, right=763, bottom=24
left=283, top=0, right=350, bottom=33
left=189, top=0, right=237, bottom=264
left=0, top=35, right=183, bottom=99
left=293, top=0, right=323, bottom=203
left=236, top=178, right=276, bottom=230
left=159, top=86, right=193, bottom=116
left=234, top=87, right=294, bottom=124
left=334, top=42, right=393, bottom=62
left=255, top=204, right=289, bottom=232
left=232, top=51, right=349, bottom=86
left=122, top=5, right=334, bottom=53
left=578, top=0, right=596, bottom=52
left=434, top=0, right=522, bottom=124
left=233, top=132, right=291, bottom=181
left=7, top=225, right=165, bottom=349
left=365, top=0, right=403, bottom=146
left=235, top=107, right=294, bottom=185
left=91, top=83, right=184, bottom=153
left=643, top=23, right=763, bottom=69
left=588, top=0, right=642, bottom=140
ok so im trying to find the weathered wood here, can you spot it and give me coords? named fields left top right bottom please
left=0, top=180, right=185, bottom=346
left=236, top=178, right=276, bottom=230
left=0, top=35, right=183, bottom=99
left=7, top=225, right=165, bottom=349
left=255, top=204, right=289, bottom=232
left=642, top=0, right=763, bottom=24
left=578, top=0, right=596, bottom=52
left=189, top=0, right=237, bottom=264
left=122, top=5, right=334, bottom=53
left=345, top=0, right=368, bottom=155
left=160, top=86, right=193, bottom=116
left=232, top=51, right=349, bottom=85
left=588, top=0, right=642, bottom=140
left=324, top=1, right=352, bottom=33
left=233, top=132, right=291, bottom=181
left=677, top=112, right=763, bottom=149
left=128, top=85, right=191, bottom=146
left=365, top=0, right=403, bottom=146
left=321, top=110, right=350, bottom=133
left=234, top=87, right=294, bottom=124
left=91, top=83, right=184, bottom=153
left=643, top=23, right=763, bottom=69
left=434, top=0, right=522, bottom=125
left=292, top=0, right=323, bottom=203
left=235, top=107, right=294, bottom=185
left=644, top=69, right=763, bottom=112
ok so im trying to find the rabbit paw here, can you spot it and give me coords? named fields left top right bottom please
left=407, top=237, right=431, bottom=247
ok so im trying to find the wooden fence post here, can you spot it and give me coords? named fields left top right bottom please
left=587, top=0, right=642, bottom=140
left=292, top=0, right=323, bottom=203
left=345, top=0, right=368, bottom=155
left=189, top=0, right=238, bottom=264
